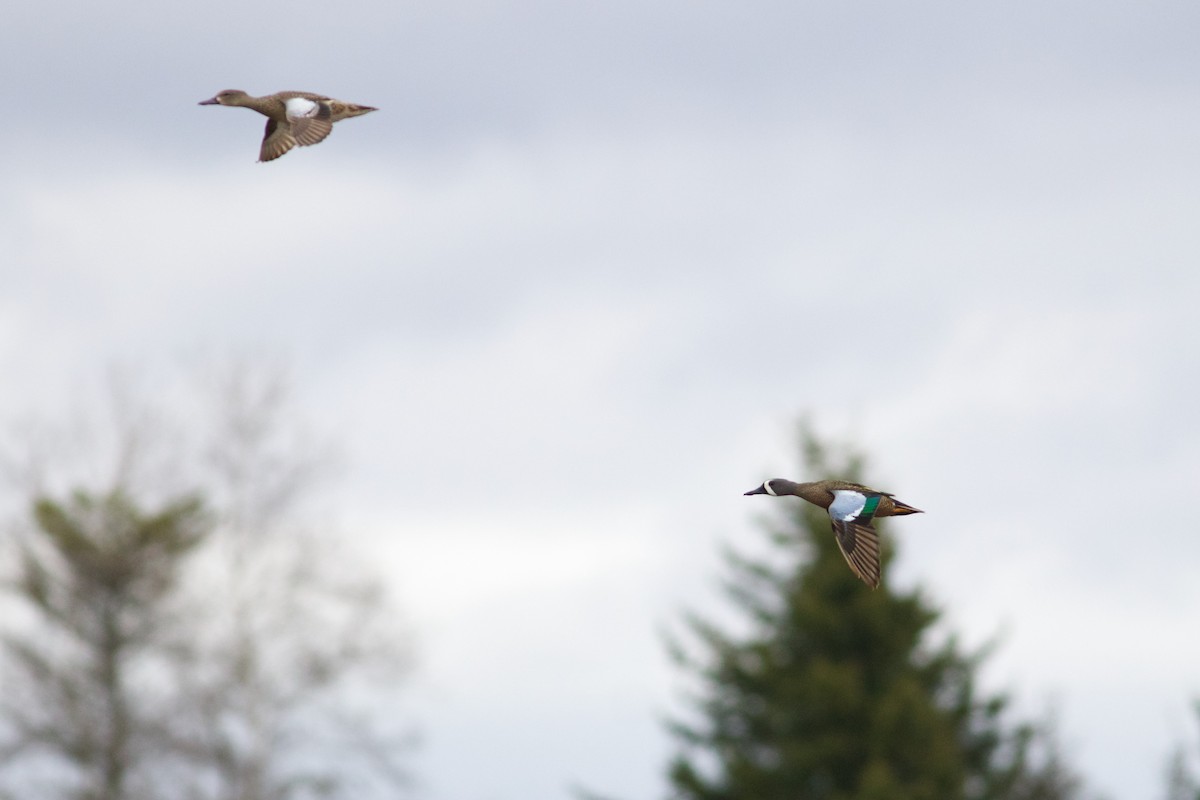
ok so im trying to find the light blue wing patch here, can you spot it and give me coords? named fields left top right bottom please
left=830, top=490, right=881, bottom=523
left=830, top=490, right=865, bottom=521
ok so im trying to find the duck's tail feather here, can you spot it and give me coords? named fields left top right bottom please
left=887, top=498, right=923, bottom=516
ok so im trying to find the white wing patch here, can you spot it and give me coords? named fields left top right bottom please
left=284, top=97, right=320, bottom=119
left=829, top=490, right=867, bottom=521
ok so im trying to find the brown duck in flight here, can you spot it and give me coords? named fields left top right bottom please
left=744, top=478, right=922, bottom=588
left=199, top=90, right=377, bottom=162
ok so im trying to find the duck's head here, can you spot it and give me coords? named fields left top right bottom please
left=744, top=479, right=781, bottom=496
left=199, top=90, right=250, bottom=106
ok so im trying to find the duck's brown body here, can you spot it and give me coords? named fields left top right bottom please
left=770, top=479, right=923, bottom=518
left=199, top=89, right=377, bottom=162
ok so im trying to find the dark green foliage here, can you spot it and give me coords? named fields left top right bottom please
left=20, top=491, right=207, bottom=626
left=1166, top=701, right=1200, bottom=800
left=666, top=428, right=1085, bottom=800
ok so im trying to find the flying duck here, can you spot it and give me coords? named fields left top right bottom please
left=744, top=478, right=922, bottom=588
left=199, top=90, right=377, bottom=162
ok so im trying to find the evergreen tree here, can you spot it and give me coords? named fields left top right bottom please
left=666, top=428, right=1086, bottom=800
left=1166, top=700, right=1200, bottom=800
left=0, top=490, right=209, bottom=800
left=0, top=365, right=413, bottom=800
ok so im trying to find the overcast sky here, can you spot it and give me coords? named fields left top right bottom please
left=3, top=1, right=1200, bottom=798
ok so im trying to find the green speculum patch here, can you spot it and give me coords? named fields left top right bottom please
left=861, top=495, right=881, bottom=517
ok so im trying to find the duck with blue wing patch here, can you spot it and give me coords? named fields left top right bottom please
left=744, top=478, right=922, bottom=588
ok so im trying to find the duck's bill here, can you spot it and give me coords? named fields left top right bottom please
left=744, top=484, right=768, bottom=495
left=198, top=97, right=219, bottom=105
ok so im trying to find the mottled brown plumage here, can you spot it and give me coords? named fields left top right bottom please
left=744, top=478, right=922, bottom=589
left=199, top=89, right=377, bottom=162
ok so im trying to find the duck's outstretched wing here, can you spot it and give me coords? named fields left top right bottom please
left=286, top=97, right=334, bottom=147
left=259, top=118, right=296, bottom=162
left=258, top=98, right=334, bottom=161
left=828, top=488, right=884, bottom=588
left=830, top=519, right=881, bottom=588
